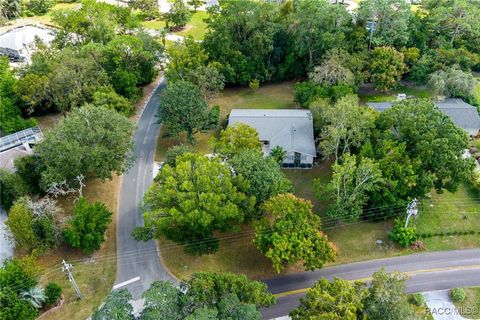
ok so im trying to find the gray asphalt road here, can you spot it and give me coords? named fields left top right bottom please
left=114, top=77, right=176, bottom=299
left=261, top=249, right=480, bottom=319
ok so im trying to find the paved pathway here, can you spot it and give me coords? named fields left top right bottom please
left=423, top=290, right=467, bottom=320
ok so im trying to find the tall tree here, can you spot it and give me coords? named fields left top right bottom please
left=158, top=81, right=213, bottom=143
left=141, top=281, right=183, bottom=320
left=377, top=98, right=474, bottom=195
left=290, top=0, right=353, bottom=69
left=368, top=46, right=407, bottom=91
left=187, top=0, right=205, bottom=12
left=164, top=0, right=191, bottom=29
left=363, top=269, right=418, bottom=320
left=230, top=150, right=293, bottom=207
left=428, top=66, right=476, bottom=99
left=35, top=104, right=134, bottom=190
left=317, top=94, right=376, bottom=162
left=143, top=153, right=255, bottom=254
left=358, top=0, right=413, bottom=48
left=5, top=200, right=36, bottom=250
left=93, top=289, right=134, bottom=320
left=64, top=197, right=112, bottom=254
left=254, top=193, right=336, bottom=273
left=316, top=153, right=383, bottom=221
left=211, top=123, right=262, bottom=159
left=290, top=278, right=368, bottom=320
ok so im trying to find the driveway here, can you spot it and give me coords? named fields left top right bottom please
left=423, top=290, right=466, bottom=320
left=0, top=207, right=13, bottom=262
left=114, top=77, right=177, bottom=299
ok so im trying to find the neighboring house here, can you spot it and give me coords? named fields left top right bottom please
left=0, top=25, right=55, bottom=62
left=0, top=127, right=43, bottom=172
left=367, top=98, right=480, bottom=136
left=228, top=109, right=316, bottom=168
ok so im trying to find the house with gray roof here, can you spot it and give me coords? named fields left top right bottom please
left=367, top=98, right=480, bottom=136
left=0, top=127, right=43, bottom=172
left=228, top=109, right=316, bottom=168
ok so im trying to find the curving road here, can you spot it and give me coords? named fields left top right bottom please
left=261, top=248, right=480, bottom=319
left=114, top=77, right=177, bottom=299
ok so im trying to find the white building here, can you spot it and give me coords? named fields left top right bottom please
left=228, top=109, right=316, bottom=168
left=0, top=25, right=55, bottom=62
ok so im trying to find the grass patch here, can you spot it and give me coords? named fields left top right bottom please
left=155, top=127, right=213, bottom=162
left=452, top=287, right=480, bottom=319
left=36, top=175, right=120, bottom=320
left=359, top=83, right=432, bottom=103
left=23, top=3, right=80, bottom=25
left=141, top=11, right=208, bottom=40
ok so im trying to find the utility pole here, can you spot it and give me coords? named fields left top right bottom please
left=404, top=198, right=418, bottom=228
left=61, top=260, right=83, bottom=300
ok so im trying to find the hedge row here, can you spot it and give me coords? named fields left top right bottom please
left=417, top=230, right=478, bottom=238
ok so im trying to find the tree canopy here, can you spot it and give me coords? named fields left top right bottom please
left=143, top=153, right=255, bottom=254
left=255, top=193, right=336, bottom=272
left=211, top=123, right=262, bottom=159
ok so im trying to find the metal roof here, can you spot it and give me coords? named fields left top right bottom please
left=0, top=25, right=55, bottom=51
left=367, top=98, right=480, bottom=136
left=0, top=127, right=43, bottom=153
left=228, top=109, right=317, bottom=156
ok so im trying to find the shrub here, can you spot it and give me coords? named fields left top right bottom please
left=249, top=79, right=260, bottom=90
left=44, top=282, right=62, bottom=307
left=26, top=0, right=54, bottom=15
left=165, top=144, right=195, bottom=167
left=388, top=218, right=417, bottom=248
left=93, top=91, right=135, bottom=117
left=410, top=293, right=425, bottom=307
left=409, top=240, right=426, bottom=251
left=451, top=288, right=466, bottom=303
left=0, top=169, right=30, bottom=209
left=294, top=81, right=354, bottom=107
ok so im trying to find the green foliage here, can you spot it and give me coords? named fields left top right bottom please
left=377, top=98, right=473, bottom=195
left=229, top=150, right=293, bottom=207
left=129, top=0, right=159, bottom=21
left=294, top=81, right=355, bottom=107
left=187, top=0, right=205, bottom=12
left=316, top=153, right=383, bottom=222
left=93, top=90, right=135, bottom=117
left=36, top=104, right=134, bottom=189
left=141, top=281, right=183, bottom=320
left=451, top=288, right=466, bottom=303
left=187, top=63, right=226, bottom=99
left=93, top=289, right=134, bottom=320
left=290, top=278, right=368, bottom=320
left=165, top=144, right=195, bottom=167
left=368, top=46, right=407, bottom=91
left=428, top=66, right=476, bottom=99
left=0, top=169, right=30, bottom=210
left=5, top=200, right=36, bottom=249
left=14, top=156, right=43, bottom=195
left=20, top=286, right=46, bottom=309
left=249, top=79, right=260, bottom=90
left=0, top=0, right=22, bottom=20
left=165, top=37, right=208, bottom=82
left=389, top=218, right=417, bottom=248
left=0, top=57, right=37, bottom=133
left=52, top=0, right=140, bottom=47
left=309, top=55, right=355, bottom=86
left=363, top=269, right=417, bottom=320
left=64, top=197, right=113, bottom=253
left=410, top=293, right=425, bottom=307
left=164, top=0, right=191, bottom=29
left=159, top=80, right=213, bottom=143
left=185, top=272, right=275, bottom=309
left=143, top=153, right=255, bottom=254
left=0, top=287, right=38, bottom=320
left=100, top=34, right=160, bottom=99
left=269, top=146, right=287, bottom=164
left=26, top=0, right=54, bottom=15
left=0, top=256, right=38, bottom=294
left=358, top=0, right=413, bottom=48
left=255, top=193, right=336, bottom=273
left=211, top=123, right=262, bottom=159
left=44, top=282, right=62, bottom=307
left=317, top=94, right=375, bottom=161
left=203, top=0, right=281, bottom=84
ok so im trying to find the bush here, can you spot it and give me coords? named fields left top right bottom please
left=294, top=82, right=354, bottom=107
left=249, top=79, right=260, bottom=90
left=26, top=0, right=55, bottom=15
left=388, top=218, right=417, bottom=248
left=410, top=293, right=425, bottom=307
left=44, top=282, right=62, bottom=307
left=165, top=144, right=195, bottom=167
left=451, top=288, right=466, bottom=303
left=14, top=155, right=43, bottom=195
left=0, top=169, right=30, bottom=210
left=93, top=91, right=135, bottom=117
left=409, top=240, right=426, bottom=251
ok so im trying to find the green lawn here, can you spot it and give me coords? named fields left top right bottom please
left=141, top=11, right=208, bottom=40
left=359, top=83, right=433, bottom=103
left=23, top=3, right=80, bottom=26
left=453, top=287, right=480, bottom=319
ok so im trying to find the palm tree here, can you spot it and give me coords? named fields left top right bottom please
left=21, top=286, right=46, bottom=309
left=270, top=146, right=287, bottom=164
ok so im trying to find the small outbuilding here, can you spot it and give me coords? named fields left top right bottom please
left=367, top=98, right=480, bottom=136
left=228, top=109, right=316, bottom=168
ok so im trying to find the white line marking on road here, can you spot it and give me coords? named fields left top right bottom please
left=113, top=276, right=141, bottom=290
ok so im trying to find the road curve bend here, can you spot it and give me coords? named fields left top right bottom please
left=114, top=78, right=177, bottom=299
